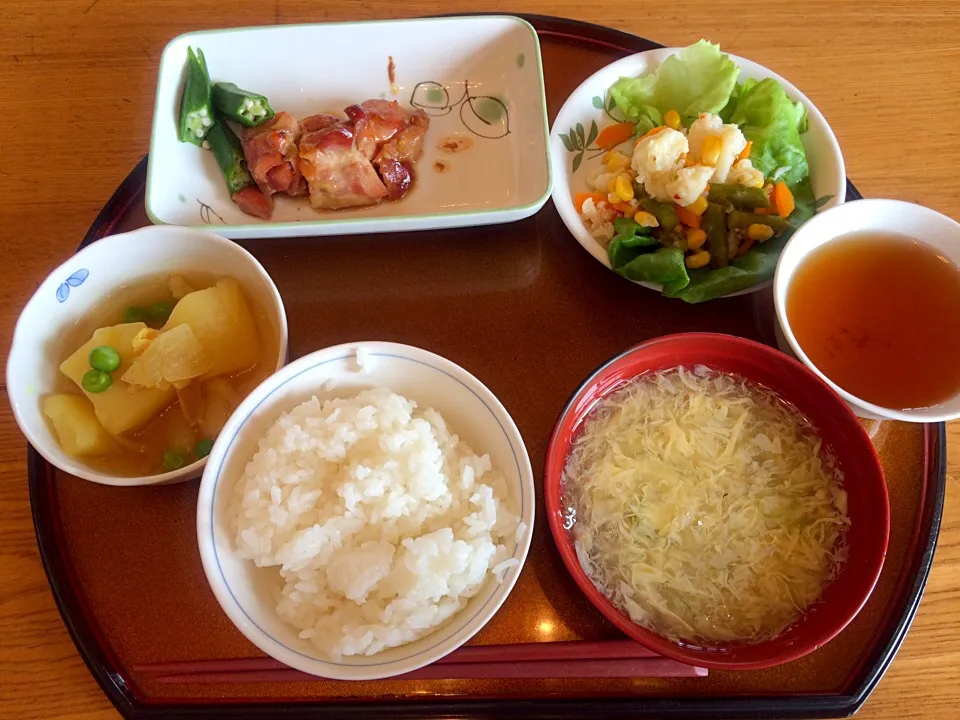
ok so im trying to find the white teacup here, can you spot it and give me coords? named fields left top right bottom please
left=773, top=198, right=960, bottom=422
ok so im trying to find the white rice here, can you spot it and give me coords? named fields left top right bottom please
left=229, top=387, right=520, bottom=659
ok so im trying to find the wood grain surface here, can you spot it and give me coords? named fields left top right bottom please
left=0, top=1, right=957, bottom=719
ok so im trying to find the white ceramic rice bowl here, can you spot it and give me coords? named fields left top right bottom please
left=196, top=341, right=535, bottom=680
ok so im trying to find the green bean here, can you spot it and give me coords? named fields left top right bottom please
left=639, top=198, right=679, bottom=231
left=702, top=203, right=729, bottom=269
left=707, top=183, right=771, bottom=210
left=727, top=211, right=789, bottom=233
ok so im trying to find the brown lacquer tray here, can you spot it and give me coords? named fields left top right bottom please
left=28, top=14, right=947, bottom=720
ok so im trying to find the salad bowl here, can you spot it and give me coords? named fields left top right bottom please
left=551, top=45, right=846, bottom=302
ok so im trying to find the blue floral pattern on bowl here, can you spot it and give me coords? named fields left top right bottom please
left=56, top=269, right=89, bottom=303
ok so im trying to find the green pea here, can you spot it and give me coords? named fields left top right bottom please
left=81, top=369, right=112, bottom=394
left=88, top=345, right=121, bottom=373
left=162, top=450, right=187, bottom=471
left=123, top=306, right=148, bottom=323
left=194, top=438, right=214, bottom=459
left=147, top=300, right=175, bottom=323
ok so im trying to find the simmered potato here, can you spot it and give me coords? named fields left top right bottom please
left=60, top=323, right=176, bottom=435
left=43, top=394, right=119, bottom=456
left=200, top=377, right=240, bottom=438
left=165, top=277, right=261, bottom=380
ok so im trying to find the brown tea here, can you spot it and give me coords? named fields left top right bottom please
left=786, top=232, right=960, bottom=409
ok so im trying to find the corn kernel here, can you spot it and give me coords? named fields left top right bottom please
left=664, top=109, right=681, bottom=130
left=604, top=151, right=631, bottom=173
left=701, top=135, right=722, bottom=165
left=607, top=192, right=621, bottom=205
left=686, top=228, right=707, bottom=250
left=747, top=223, right=775, bottom=242
left=614, top=175, right=635, bottom=202
left=634, top=210, right=659, bottom=228
left=686, top=195, right=709, bottom=216
left=607, top=177, right=618, bottom=193
left=685, top=250, right=711, bottom=269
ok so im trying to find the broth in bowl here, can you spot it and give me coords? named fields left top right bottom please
left=786, top=233, right=960, bottom=410
left=561, top=366, right=850, bottom=646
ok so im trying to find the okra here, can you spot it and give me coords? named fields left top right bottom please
left=206, top=122, right=253, bottom=195
left=212, top=82, right=275, bottom=127
left=178, top=47, right=213, bottom=146
left=727, top=211, right=789, bottom=233
left=707, top=183, right=771, bottom=210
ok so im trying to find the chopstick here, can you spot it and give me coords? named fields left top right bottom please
left=135, top=639, right=707, bottom=682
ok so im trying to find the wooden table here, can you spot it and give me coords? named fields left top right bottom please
left=0, top=1, right=957, bottom=718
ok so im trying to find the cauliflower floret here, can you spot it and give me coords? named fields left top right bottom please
left=666, top=166, right=714, bottom=207
left=588, top=165, right=618, bottom=193
left=726, top=158, right=765, bottom=188
left=632, top=128, right=688, bottom=190
left=580, top=197, right=615, bottom=243
left=687, top=113, right=748, bottom=182
left=642, top=171, right=677, bottom=204
left=687, top=113, right=723, bottom=156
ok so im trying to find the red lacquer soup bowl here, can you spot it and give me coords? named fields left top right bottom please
left=544, top=333, right=890, bottom=670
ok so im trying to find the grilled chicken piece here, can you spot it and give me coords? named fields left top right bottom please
left=299, top=101, right=429, bottom=209
left=348, top=100, right=429, bottom=199
left=299, top=114, right=388, bottom=209
left=231, top=185, right=273, bottom=220
left=241, top=111, right=307, bottom=198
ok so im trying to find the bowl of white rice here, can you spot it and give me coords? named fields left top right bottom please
left=196, top=341, right=534, bottom=680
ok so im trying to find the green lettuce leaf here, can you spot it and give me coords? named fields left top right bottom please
left=674, top=238, right=784, bottom=304
left=726, top=77, right=810, bottom=188
left=609, top=40, right=740, bottom=127
left=615, top=247, right=689, bottom=287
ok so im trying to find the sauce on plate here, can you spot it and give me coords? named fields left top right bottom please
left=786, top=232, right=960, bottom=409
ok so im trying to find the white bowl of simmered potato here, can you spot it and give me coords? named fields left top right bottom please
left=6, top=225, right=288, bottom=486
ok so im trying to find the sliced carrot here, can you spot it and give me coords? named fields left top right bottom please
left=736, top=141, right=753, bottom=162
left=635, top=125, right=666, bottom=146
left=611, top=202, right=634, bottom=214
left=595, top=122, right=637, bottom=150
left=736, top=236, right=757, bottom=257
left=574, top=192, right=606, bottom=213
left=674, top=204, right=702, bottom=229
left=773, top=181, right=795, bottom=218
